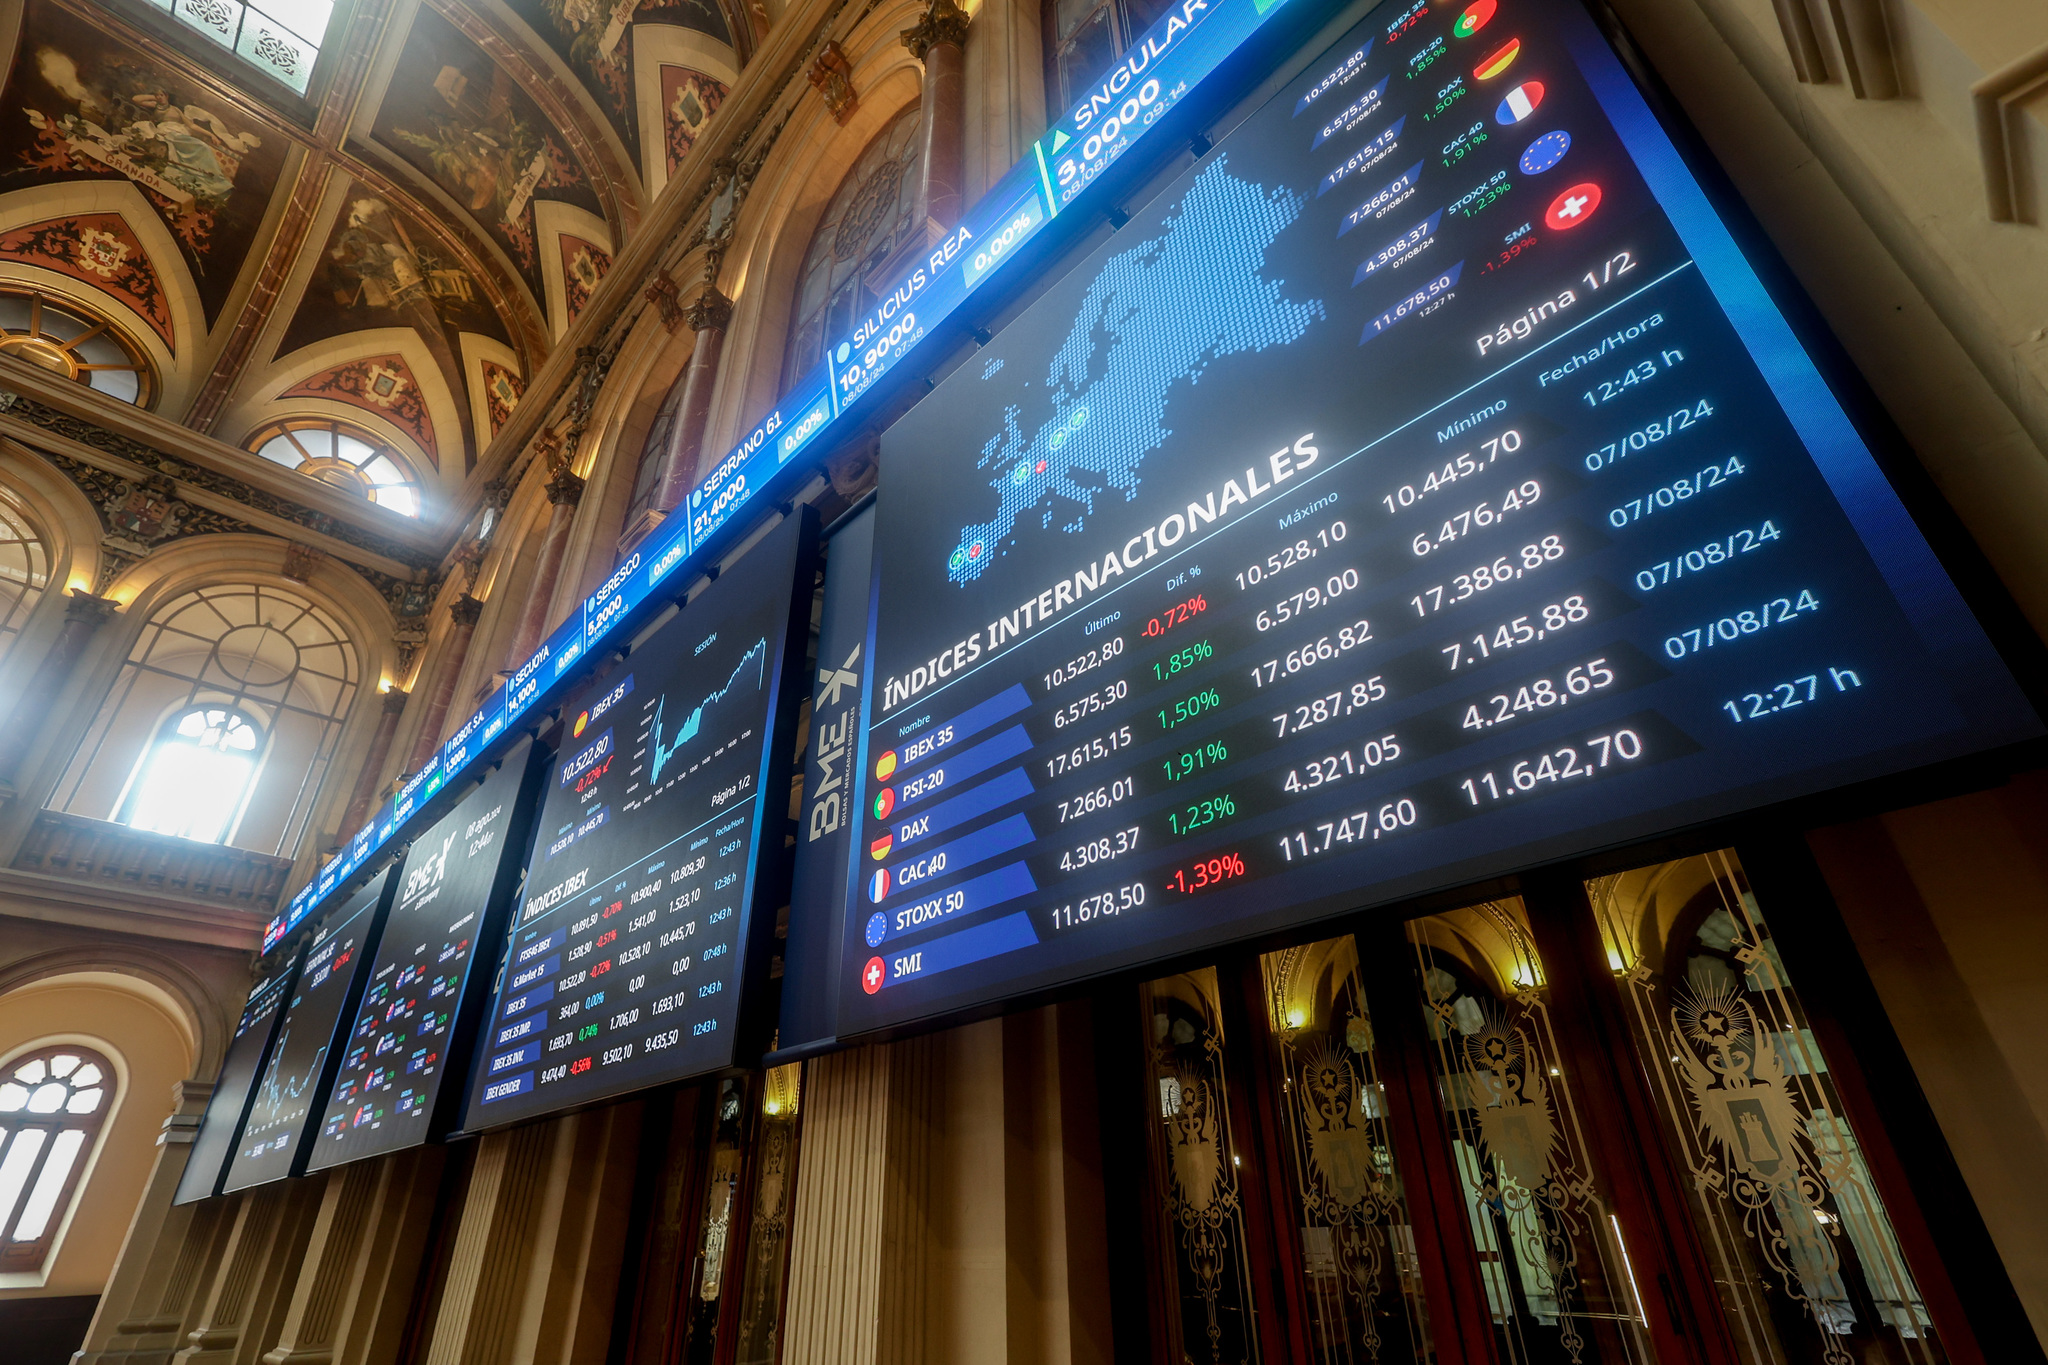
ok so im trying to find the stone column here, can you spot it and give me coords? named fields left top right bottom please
left=658, top=289, right=735, bottom=504
left=903, top=0, right=973, bottom=238
left=337, top=689, right=408, bottom=838
left=421, top=1124, right=556, bottom=1365
left=172, top=1178, right=323, bottom=1365
left=260, top=1147, right=445, bottom=1365
left=75, top=1079, right=227, bottom=1364
left=402, top=595, right=485, bottom=775
left=0, top=588, right=117, bottom=784
left=780, top=1036, right=935, bottom=1365
left=502, top=468, right=586, bottom=671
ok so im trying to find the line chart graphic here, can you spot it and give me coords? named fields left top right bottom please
left=650, top=637, right=767, bottom=783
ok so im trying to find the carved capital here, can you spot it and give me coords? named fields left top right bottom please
left=645, top=273, right=685, bottom=332
left=684, top=287, right=735, bottom=333
left=381, top=687, right=411, bottom=715
left=546, top=466, right=587, bottom=508
left=62, top=588, right=118, bottom=628
left=449, top=593, right=485, bottom=628
left=902, top=0, right=971, bottom=60
left=808, top=41, right=858, bottom=124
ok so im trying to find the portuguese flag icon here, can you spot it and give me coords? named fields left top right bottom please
left=1454, top=0, right=1495, bottom=37
left=1474, top=38, right=1521, bottom=80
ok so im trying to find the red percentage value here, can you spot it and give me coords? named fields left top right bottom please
left=1167, top=851, right=1247, bottom=895
left=1143, top=594, right=1208, bottom=637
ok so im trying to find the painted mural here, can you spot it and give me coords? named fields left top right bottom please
left=660, top=66, right=726, bottom=177
left=506, top=0, right=732, bottom=164
left=279, top=190, right=513, bottom=470
left=480, top=358, right=523, bottom=436
left=0, top=0, right=288, bottom=326
left=559, top=234, right=610, bottom=324
left=371, top=8, right=602, bottom=301
left=281, top=354, right=440, bottom=464
left=0, top=214, right=174, bottom=347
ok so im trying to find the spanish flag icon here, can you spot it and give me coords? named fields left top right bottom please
left=875, top=750, right=899, bottom=780
left=1474, top=38, right=1520, bottom=80
left=870, top=833, right=894, bottom=861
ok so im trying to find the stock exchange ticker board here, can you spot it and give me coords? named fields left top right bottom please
left=839, top=0, right=2042, bottom=1032
left=222, top=873, right=392, bottom=1190
left=462, top=513, right=817, bottom=1128
left=307, top=742, right=543, bottom=1171
left=173, top=954, right=299, bottom=1203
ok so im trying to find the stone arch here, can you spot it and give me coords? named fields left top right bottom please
left=36, top=536, right=396, bottom=863
left=704, top=1, right=929, bottom=463
left=0, top=946, right=223, bottom=1076
left=0, top=439, right=106, bottom=707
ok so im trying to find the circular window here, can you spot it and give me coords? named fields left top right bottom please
left=0, top=289, right=156, bottom=407
left=246, top=418, right=423, bottom=517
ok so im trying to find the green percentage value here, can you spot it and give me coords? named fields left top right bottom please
left=1167, top=794, right=1238, bottom=836
left=1163, top=740, right=1229, bottom=782
left=1151, top=639, right=1215, bottom=682
left=1158, top=687, right=1223, bottom=731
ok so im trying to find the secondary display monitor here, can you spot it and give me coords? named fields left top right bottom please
left=172, top=954, right=300, bottom=1204
left=838, top=0, right=2043, bottom=1033
left=462, top=511, right=818, bottom=1128
left=307, top=741, right=546, bottom=1171
left=222, top=872, right=393, bottom=1191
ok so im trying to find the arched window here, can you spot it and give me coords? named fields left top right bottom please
left=119, top=705, right=264, bottom=843
left=247, top=418, right=423, bottom=517
left=53, top=583, right=360, bottom=856
left=783, top=105, right=925, bottom=389
left=1042, top=0, right=1176, bottom=111
left=0, top=488, right=51, bottom=666
left=0, top=287, right=156, bottom=408
left=0, top=1045, right=114, bottom=1272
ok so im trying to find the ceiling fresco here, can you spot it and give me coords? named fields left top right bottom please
left=278, top=188, right=513, bottom=467
left=505, top=0, right=732, bottom=166
left=370, top=7, right=604, bottom=305
left=281, top=353, right=442, bottom=465
left=0, top=0, right=748, bottom=501
left=0, top=0, right=290, bottom=326
left=0, top=214, right=175, bottom=348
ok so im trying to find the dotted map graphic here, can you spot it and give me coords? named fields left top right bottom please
left=946, top=157, right=1325, bottom=584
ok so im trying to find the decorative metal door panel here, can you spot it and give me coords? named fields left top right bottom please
left=1585, top=850, right=1949, bottom=1365
left=1403, top=899, right=1659, bottom=1365
left=1260, top=935, right=1435, bottom=1365
left=1137, top=967, right=1263, bottom=1365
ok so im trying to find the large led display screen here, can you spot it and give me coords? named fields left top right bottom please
left=839, top=0, right=2042, bottom=1032
left=307, top=743, right=545, bottom=1170
left=222, top=873, right=392, bottom=1190
left=172, top=955, right=299, bottom=1204
left=462, top=512, right=818, bottom=1128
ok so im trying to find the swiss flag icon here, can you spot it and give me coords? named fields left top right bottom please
left=862, top=957, right=887, bottom=994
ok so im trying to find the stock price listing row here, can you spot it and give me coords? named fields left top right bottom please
left=844, top=0, right=2036, bottom=1031
left=464, top=527, right=809, bottom=1129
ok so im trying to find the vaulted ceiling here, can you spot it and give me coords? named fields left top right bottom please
left=0, top=0, right=750, bottom=513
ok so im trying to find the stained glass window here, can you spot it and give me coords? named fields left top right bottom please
left=248, top=417, right=422, bottom=517
left=134, top=0, right=331, bottom=96
left=0, top=1046, right=116, bottom=1272
left=0, top=289, right=155, bottom=408
left=783, top=104, right=924, bottom=389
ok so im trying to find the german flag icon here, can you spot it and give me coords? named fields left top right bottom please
left=1474, top=38, right=1520, bottom=80
left=870, top=833, right=894, bottom=861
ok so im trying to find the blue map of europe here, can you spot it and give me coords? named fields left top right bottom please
left=946, top=157, right=1325, bottom=583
